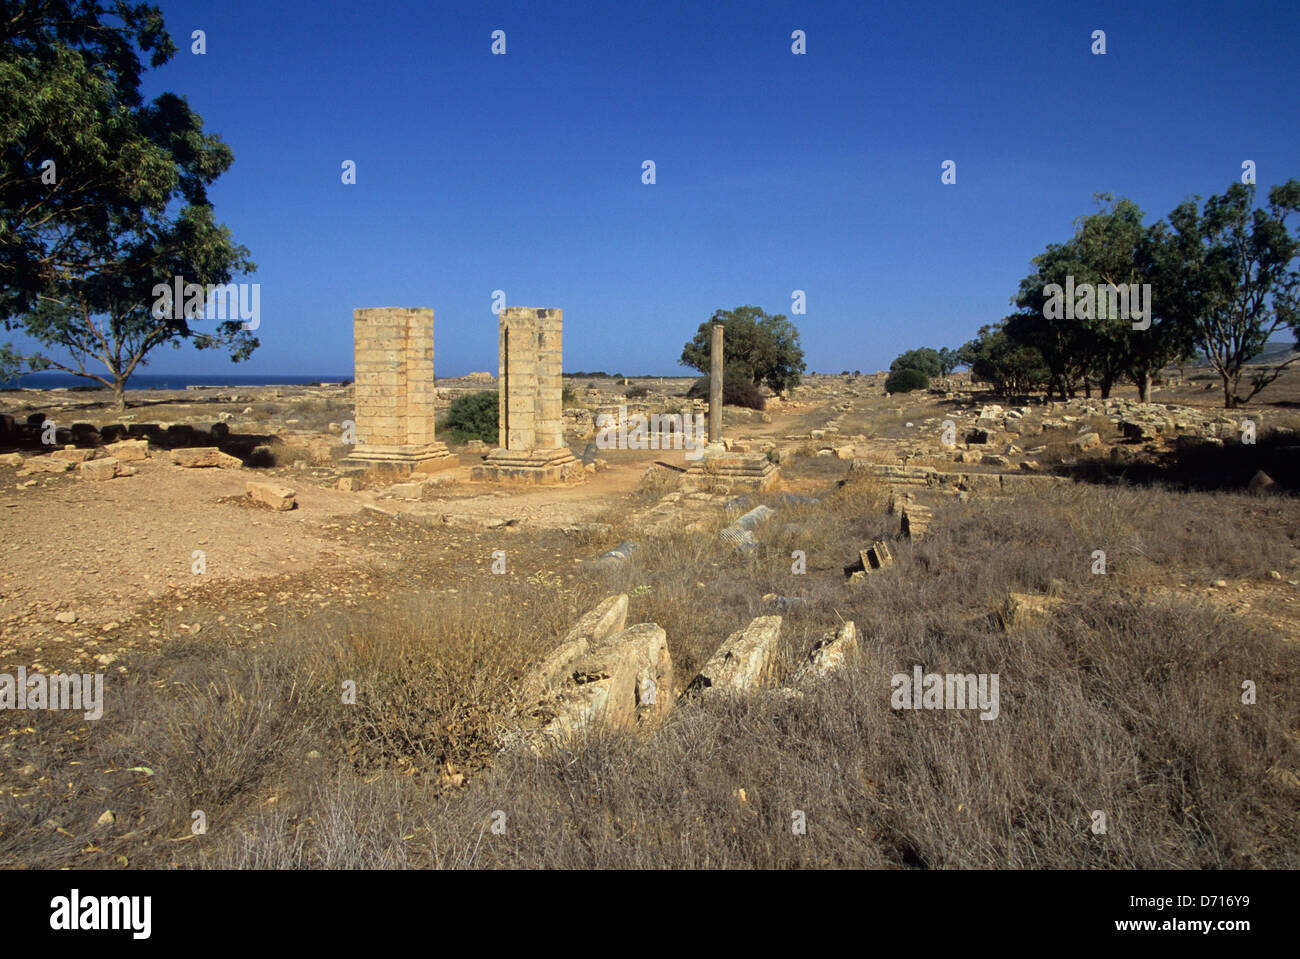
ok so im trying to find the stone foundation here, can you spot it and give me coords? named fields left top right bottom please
left=681, top=451, right=778, bottom=492
left=471, top=446, right=583, bottom=484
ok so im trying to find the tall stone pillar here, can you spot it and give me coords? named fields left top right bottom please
left=681, top=319, right=778, bottom=491
left=472, top=307, right=582, bottom=484
left=345, top=307, right=453, bottom=472
left=709, top=322, right=724, bottom=443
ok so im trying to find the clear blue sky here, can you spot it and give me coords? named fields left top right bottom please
left=15, top=0, right=1300, bottom=377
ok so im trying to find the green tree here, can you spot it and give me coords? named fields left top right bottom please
left=680, top=305, right=806, bottom=395
left=884, top=367, right=928, bottom=393
left=1166, top=181, right=1300, bottom=407
left=936, top=347, right=959, bottom=377
left=959, top=321, right=1050, bottom=397
left=1, top=1, right=255, bottom=408
left=1072, top=195, right=1196, bottom=402
left=890, top=348, right=942, bottom=379
left=439, top=390, right=499, bottom=444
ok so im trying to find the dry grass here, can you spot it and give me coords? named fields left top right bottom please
left=2, top=468, right=1297, bottom=869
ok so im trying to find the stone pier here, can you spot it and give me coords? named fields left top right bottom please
left=345, top=307, right=454, bottom=473
left=471, top=307, right=582, bottom=484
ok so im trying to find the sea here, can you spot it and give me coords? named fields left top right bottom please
left=5, top=372, right=351, bottom=391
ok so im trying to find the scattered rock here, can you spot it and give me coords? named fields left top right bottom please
left=245, top=481, right=297, bottom=511
left=793, top=622, right=858, bottom=682
left=172, top=447, right=243, bottom=469
left=687, top=615, right=783, bottom=695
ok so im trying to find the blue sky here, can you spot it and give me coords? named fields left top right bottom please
left=14, top=0, right=1300, bottom=377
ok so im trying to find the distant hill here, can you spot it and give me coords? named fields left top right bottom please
left=1183, top=340, right=1298, bottom=368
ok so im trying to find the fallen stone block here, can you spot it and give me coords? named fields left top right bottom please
left=522, top=595, right=629, bottom=701
left=16, top=457, right=73, bottom=475
left=78, top=457, right=122, bottom=481
left=588, top=541, right=639, bottom=571
left=687, top=615, right=783, bottom=695
left=887, top=488, right=915, bottom=515
left=732, top=504, right=776, bottom=531
left=51, top=447, right=95, bottom=463
left=105, top=439, right=150, bottom=462
left=172, top=447, right=243, bottom=469
left=761, top=594, right=805, bottom=613
left=1000, top=591, right=1065, bottom=631
left=0, top=452, right=24, bottom=467
left=793, top=622, right=858, bottom=682
left=539, top=622, right=673, bottom=743
left=1072, top=432, right=1102, bottom=451
left=1248, top=470, right=1278, bottom=493
left=245, top=481, right=297, bottom=511
left=861, top=540, right=894, bottom=571
left=718, top=527, right=758, bottom=554
left=901, top=504, right=932, bottom=541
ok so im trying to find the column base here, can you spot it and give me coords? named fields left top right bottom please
left=342, top=442, right=457, bottom=474
left=681, top=451, right=779, bottom=491
left=470, top=447, right=585, bottom=484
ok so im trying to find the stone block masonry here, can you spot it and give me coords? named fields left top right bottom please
left=346, top=307, right=454, bottom=473
left=472, top=307, right=582, bottom=484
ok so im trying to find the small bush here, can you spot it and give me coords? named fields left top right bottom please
left=439, top=391, right=498, bottom=444
left=686, top=371, right=766, bottom=410
left=626, top=385, right=650, bottom=399
left=885, top=367, right=929, bottom=393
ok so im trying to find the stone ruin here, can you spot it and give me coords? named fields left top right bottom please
left=680, top=321, right=779, bottom=491
left=345, top=307, right=454, bottom=473
left=471, top=307, right=583, bottom=484
left=509, top=593, right=860, bottom=753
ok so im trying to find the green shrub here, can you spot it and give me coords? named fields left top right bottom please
left=686, top=368, right=766, bottom=410
left=884, top=367, right=929, bottom=393
left=439, top=391, right=498, bottom=443
left=626, top=385, right=650, bottom=399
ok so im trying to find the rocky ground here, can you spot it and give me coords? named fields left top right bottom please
left=1, top=368, right=1298, bottom=869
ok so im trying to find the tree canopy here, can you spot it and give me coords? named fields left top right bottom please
left=680, top=305, right=806, bottom=395
left=1, top=0, right=255, bottom=406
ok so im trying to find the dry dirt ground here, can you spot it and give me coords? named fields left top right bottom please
left=1, top=368, right=1298, bottom=870
left=3, top=369, right=1297, bottom=671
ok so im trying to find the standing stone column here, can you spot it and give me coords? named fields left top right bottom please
left=346, top=307, right=453, bottom=473
left=709, top=322, right=724, bottom=444
left=682, top=319, right=778, bottom=491
left=472, top=307, right=581, bottom=484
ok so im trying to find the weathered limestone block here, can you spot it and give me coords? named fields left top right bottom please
left=793, top=622, right=858, bottom=682
left=51, top=447, right=95, bottom=463
left=522, top=594, right=628, bottom=701
left=172, top=447, right=243, bottom=469
left=861, top=541, right=894, bottom=571
left=78, top=457, right=124, bottom=481
left=106, top=439, right=150, bottom=462
left=16, top=457, right=73, bottom=475
left=245, top=481, right=297, bottom=511
left=901, top=503, right=932, bottom=540
left=688, top=615, right=783, bottom=695
left=1000, top=591, right=1065, bottom=631
left=540, top=623, right=673, bottom=742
